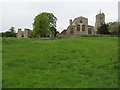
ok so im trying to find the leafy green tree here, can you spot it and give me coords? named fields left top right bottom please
left=2, top=27, right=16, bottom=37
left=44, top=12, right=57, bottom=28
left=44, top=12, right=57, bottom=37
left=4, top=31, right=11, bottom=37
left=2, top=31, right=16, bottom=37
left=9, top=27, right=16, bottom=37
left=33, top=12, right=57, bottom=37
left=118, top=23, right=120, bottom=36
left=97, top=23, right=110, bottom=34
left=33, top=13, right=50, bottom=37
left=9, top=27, right=15, bottom=33
left=107, top=22, right=120, bottom=35
left=50, top=26, right=57, bottom=37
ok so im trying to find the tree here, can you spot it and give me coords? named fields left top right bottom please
left=2, top=31, right=16, bottom=37
left=44, top=12, right=57, bottom=37
left=9, top=27, right=15, bottom=33
left=50, top=26, right=57, bottom=37
left=97, top=23, right=110, bottom=34
left=33, top=12, right=57, bottom=37
left=1, top=27, right=16, bottom=37
left=4, top=31, right=11, bottom=37
left=118, top=24, right=120, bottom=36
left=107, top=22, right=120, bottom=35
left=33, top=12, right=50, bottom=37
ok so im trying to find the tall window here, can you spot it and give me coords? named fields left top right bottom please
left=82, top=25, right=85, bottom=31
left=88, top=28, right=92, bottom=34
left=70, top=28, right=74, bottom=34
left=77, top=25, right=80, bottom=31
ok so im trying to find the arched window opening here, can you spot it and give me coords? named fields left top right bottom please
left=77, top=25, right=80, bottom=31
left=70, top=29, right=74, bottom=34
left=88, top=28, right=92, bottom=34
left=82, top=25, right=85, bottom=31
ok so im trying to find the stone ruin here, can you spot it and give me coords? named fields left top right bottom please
left=60, top=11, right=105, bottom=37
left=16, top=11, right=105, bottom=38
left=17, top=28, right=32, bottom=38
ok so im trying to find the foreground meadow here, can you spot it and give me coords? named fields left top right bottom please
left=2, top=37, right=118, bottom=88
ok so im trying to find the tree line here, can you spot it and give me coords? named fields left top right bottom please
left=1, top=27, right=16, bottom=37
left=97, top=22, right=120, bottom=35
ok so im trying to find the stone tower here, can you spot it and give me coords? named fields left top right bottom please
left=95, top=11, right=105, bottom=34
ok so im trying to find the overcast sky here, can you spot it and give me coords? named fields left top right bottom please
left=1, top=0, right=119, bottom=32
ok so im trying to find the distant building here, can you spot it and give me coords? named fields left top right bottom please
left=17, top=28, right=32, bottom=38
left=61, top=29, right=67, bottom=37
left=95, top=11, right=105, bottom=34
left=61, top=11, right=105, bottom=36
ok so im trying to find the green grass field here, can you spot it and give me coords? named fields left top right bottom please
left=2, top=37, right=118, bottom=88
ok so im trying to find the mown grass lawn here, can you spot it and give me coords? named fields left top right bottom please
left=2, top=37, right=118, bottom=88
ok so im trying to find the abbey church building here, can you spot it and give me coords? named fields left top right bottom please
left=61, top=11, right=105, bottom=37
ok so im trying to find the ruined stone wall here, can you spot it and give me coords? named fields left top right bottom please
left=66, top=26, right=76, bottom=36
left=88, top=26, right=94, bottom=35
left=17, top=28, right=32, bottom=38
left=24, top=29, right=32, bottom=38
left=17, top=29, right=23, bottom=38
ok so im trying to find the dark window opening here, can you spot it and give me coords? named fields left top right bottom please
left=88, top=28, right=92, bottom=34
left=77, top=25, right=80, bottom=31
left=48, top=35, right=50, bottom=37
left=22, top=33, right=24, bottom=37
left=82, top=25, right=85, bottom=31
left=70, top=29, right=74, bottom=34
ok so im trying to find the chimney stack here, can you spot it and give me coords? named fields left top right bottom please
left=69, top=19, right=72, bottom=26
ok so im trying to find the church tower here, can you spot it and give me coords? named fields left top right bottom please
left=95, top=11, right=105, bottom=34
